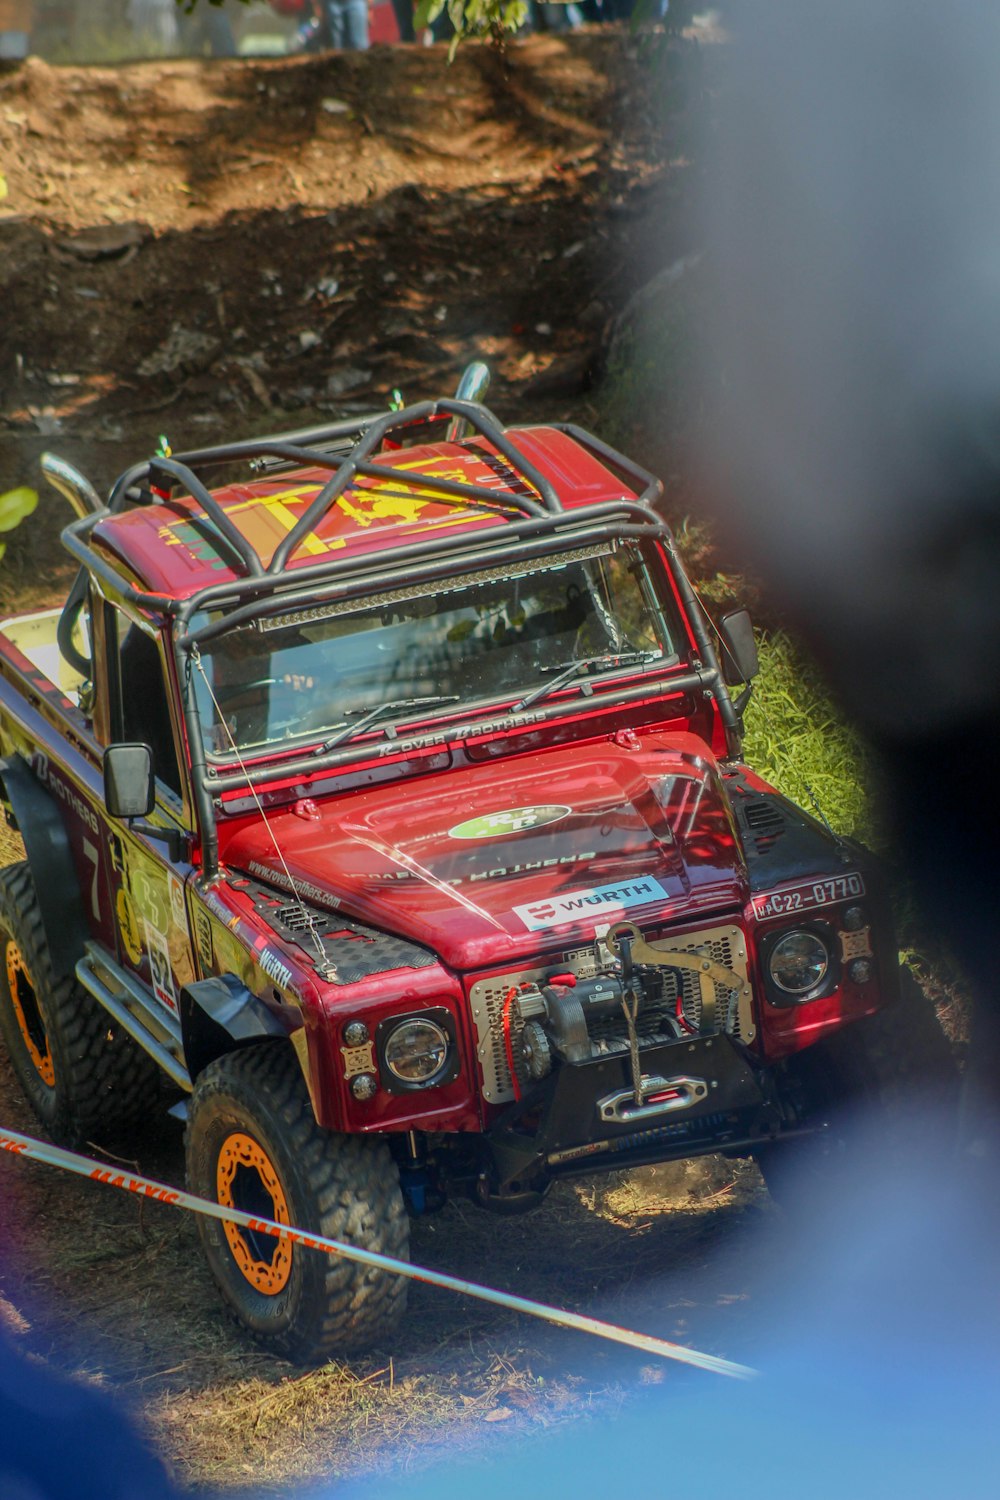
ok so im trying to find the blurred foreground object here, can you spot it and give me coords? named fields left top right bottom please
left=701, top=0, right=1000, bottom=739
left=699, top=0, right=1000, bottom=1127
left=0, top=1333, right=179, bottom=1500
left=331, top=1133, right=999, bottom=1500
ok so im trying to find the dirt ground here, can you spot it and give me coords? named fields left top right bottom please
left=0, top=30, right=699, bottom=611
left=0, top=1025, right=771, bottom=1494
left=0, top=28, right=776, bottom=1497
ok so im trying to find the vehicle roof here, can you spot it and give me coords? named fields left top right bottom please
left=90, top=426, right=640, bottom=603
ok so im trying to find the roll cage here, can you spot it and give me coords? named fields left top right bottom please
left=60, top=396, right=741, bottom=879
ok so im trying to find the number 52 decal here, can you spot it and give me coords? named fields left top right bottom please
left=143, top=919, right=178, bottom=1014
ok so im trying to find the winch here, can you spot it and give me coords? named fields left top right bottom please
left=504, top=920, right=750, bottom=1106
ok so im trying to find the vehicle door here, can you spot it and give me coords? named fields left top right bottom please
left=99, top=601, right=197, bottom=1020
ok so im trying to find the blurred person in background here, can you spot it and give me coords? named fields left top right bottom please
left=0, top=0, right=34, bottom=58
left=178, top=0, right=239, bottom=54
left=527, top=2, right=583, bottom=32
left=126, top=0, right=179, bottom=52
left=283, top=0, right=369, bottom=49
left=390, top=0, right=413, bottom=42
left=319, top=0, right=369, bottom=48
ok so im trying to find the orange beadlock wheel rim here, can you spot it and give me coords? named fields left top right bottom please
left=5, top=939, right=55, bottom=1088
left=216, top=1132, right=293, bottom=1295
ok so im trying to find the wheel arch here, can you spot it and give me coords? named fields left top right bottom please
left=179, top=974, right=317, bottom=1110
left=0, top=756, right=89, bottom=980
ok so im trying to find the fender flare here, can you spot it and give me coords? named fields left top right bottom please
left=0, top=756, right=89, bottom=979
left=179, top=973, right=298, bottom=1082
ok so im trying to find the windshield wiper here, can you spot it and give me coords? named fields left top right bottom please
left=318, top=694, right=460, bottom=753
left=512, top=652, right=663, bottom=713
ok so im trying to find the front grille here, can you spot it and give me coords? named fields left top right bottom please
left=471, top=962, right=551, bottom=1106
left=469, top=923, right=752, bottom=1105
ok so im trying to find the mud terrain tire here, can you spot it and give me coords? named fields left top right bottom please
left=185, top=1043, right=409, bottom=1363
left=0, top=862, right=159, bottom=1146
left=756, top=969, right=959, bottom=1207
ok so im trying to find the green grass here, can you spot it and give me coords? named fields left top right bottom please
left=740, top=629, right=880, bottom=847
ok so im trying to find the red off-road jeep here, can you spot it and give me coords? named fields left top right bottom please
left=0, top=370, right=947, bottom=1360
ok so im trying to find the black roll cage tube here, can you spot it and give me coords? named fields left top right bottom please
left=177, top=512, right=674, bottom=644
left=59, top=397, right=740, bottom=880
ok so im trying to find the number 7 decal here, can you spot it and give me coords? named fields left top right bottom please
left=82, top=838, right=101, bottom=922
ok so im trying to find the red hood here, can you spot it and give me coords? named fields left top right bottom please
left=226, top=732, right=748, bottom=971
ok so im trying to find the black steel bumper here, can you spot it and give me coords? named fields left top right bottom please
left=483, top=1034, right=785, bottom=1192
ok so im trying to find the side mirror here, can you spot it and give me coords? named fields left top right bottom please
left=104, top=744, right=155, bottom=820
left=718, top=609, right=760, bottom=685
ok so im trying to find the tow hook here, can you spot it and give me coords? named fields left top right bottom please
left=597, top=1074, right=708, bottom=1126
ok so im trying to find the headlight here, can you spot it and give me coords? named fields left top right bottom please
left=768, top=930, right=830, bottom=996
left=383, top=1017, right=450, bottom=1084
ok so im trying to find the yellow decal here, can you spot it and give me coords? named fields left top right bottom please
left=128, top=861, right=170, bottom=932
left=157, top=446, right=531, bottom=570
left=160, top=485, right=343, bottom=566
left=193, top=907, right=214, bottom=970
left=116, top=887, right=143, bottom=965
left=213, top=926, right=253, bottom=988
left=339, top=484, right=471, bottom=531
left=224, top=487, right=338, bottom=559
left=338, top=457, right=502, bottom=531
left=169, top=873, right=186, bottom=929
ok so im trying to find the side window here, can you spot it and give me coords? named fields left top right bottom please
left=107, top=607, right=183, bottom=799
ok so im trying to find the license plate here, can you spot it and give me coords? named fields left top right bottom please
left=752, top=872, right=865, bottom=922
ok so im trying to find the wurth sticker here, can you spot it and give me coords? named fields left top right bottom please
left=513, top=877, right=668, bottom=931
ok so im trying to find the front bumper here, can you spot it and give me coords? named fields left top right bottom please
left=483, top=1033, right=783, bottom=1191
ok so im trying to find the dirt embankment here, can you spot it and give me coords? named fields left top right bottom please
left=0, top=32, right=694, bottom=610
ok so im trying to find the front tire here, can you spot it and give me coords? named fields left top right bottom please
left=0, top=862, right=158, bottom=1146
left=185, top=1043, right=409, bottom=1363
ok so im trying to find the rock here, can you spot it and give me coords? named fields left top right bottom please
left=25, top=408, right=62, bottom=436
left=605, top=254, right=702, bottom=371
left=579, top=299, right=607, bottom=329
left=56, top=221, right=149, bottom=262
left=138, top=326, right=221, bottom=379
left=326, top=367, right=373, bottom=397
left=521, top=348, right=598, bottom=399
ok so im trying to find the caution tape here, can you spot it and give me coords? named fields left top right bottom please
left=0, top=1125, right=755, bottom=1380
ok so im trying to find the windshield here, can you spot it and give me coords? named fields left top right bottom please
left=189, top=544, right=680, bottom=757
